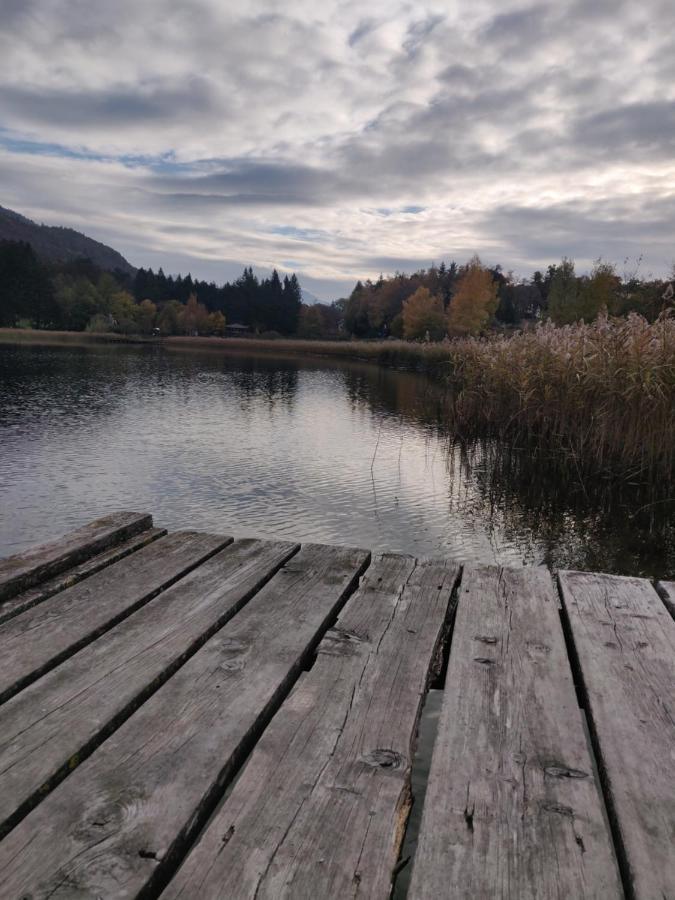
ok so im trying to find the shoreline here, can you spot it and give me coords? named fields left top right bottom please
left=0, top=328, right=453, bottom=375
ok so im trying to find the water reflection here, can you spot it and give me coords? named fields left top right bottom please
left=0, top=343, right=672, bottom=578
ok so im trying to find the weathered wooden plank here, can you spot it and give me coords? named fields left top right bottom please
left=0, top=526, right=166, bottom=625
left=0, top=530, right=229, bottom=704
left=164, top=554, right=459, bottom=900
left=0, top=543, right=370, bottom=899
left=0, top=537, right=298, bottom=838
left=409, top=565, right=622, bottom=900
left=656, top=579, right=675, bottom=618
left=559, top=570, right=675, bottom=899
left=0, top=511, right=153, bottom=601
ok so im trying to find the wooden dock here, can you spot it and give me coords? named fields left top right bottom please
left=0, top=512, right=673, bottom=899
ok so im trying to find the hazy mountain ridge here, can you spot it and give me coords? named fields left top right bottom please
left=0, top=205, right=136, bottom=275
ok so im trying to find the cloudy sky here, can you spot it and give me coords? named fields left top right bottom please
left=1, top=0, right=673, bottom=299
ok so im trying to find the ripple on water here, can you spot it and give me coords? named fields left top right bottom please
left=0, top=344, right=672, bottom=578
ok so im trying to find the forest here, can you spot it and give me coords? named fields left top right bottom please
left=0, top=238, right=673, bottom=339
left=0, top=242, right=302, bottom=336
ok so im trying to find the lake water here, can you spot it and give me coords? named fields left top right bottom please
left=1, top=342, right=673, bottom=577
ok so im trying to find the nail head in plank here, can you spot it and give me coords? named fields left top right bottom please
left=0, top=543, right=370, bottom=899
left=0, top=511, right=153, bottom=601
left=409, top=565, right=622, bottom=900
left=0, top=538, right=299, bottom=837
left=0, top=530, right=230, bottom=703
left=165, top=554, right=459, bottom=899
left=559, top=570, right=675, bottom=899
left=0, top=526, right=167, bottom=626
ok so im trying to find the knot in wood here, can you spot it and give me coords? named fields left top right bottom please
left=321, top=627, right=366, bottom=656
left=361, top=748, right=403, bottom=770
left=541, top=801, right=575, bottom=817
left=218, top=637, right=248, bottom=655
left=544, top=764, right=589, bottom=780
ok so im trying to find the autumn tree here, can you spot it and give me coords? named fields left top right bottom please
left=402, top=287, right=447, bottom=340
left=180, top=293, right=210, bottom=335
left=157, top=299, right=183, bottom=335
left=297, top=304, right=325, bottom=339
left=447, top=256, right=498, bottom=335
left=137, top=298, right=157, bottom=334
left=110, top=290, right=139, bottom=334
left=581, top=260, right=620, bottom=320
left=208, top=310, right=226, bottom=335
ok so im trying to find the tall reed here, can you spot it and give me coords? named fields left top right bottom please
left=445, top=313, right=675, bottom=484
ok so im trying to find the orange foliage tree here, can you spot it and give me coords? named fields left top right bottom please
left=180, top=293, right=210, bottom=335
left=447, top=256, right=498, bottom=335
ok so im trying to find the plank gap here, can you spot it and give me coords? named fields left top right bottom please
left=0, top=527, right=167, bottom=626
left=391, top=689, right=444, bottom=900
left=428, top=563, right=463, bottom=691
left=0, top=536, right=229, bottom=706
left=134, top=550, right=372, bottom=900
left=654, top=580, right=675, bottom=619
left=392, top=564, right=463, bottom=899
left=0, top=541, right=300, bottom=840
left=556, top=572, right=636, bottom=900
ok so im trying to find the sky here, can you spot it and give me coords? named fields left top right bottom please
left=0, top=0, right=674, bottom=301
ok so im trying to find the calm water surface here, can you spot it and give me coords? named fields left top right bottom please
left=1, top=343, right=673, bottom=577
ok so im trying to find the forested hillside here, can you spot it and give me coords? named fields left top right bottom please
left=0, top=206, right=135, bottom=276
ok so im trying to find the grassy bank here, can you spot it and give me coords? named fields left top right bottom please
left=162, top=334, right=455, bottom=375
left=0, top=329, right=453, bottom=374
left=0, top=328, right=153, bottom=346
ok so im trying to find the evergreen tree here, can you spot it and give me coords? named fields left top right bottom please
left=548, top=258, right=579, bottom=324
left=281, top=273, right=302, bottom=333
left=0, top=241, right=57, bottom=327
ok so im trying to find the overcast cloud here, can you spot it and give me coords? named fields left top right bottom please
left=0, top=0, right=673, bottom=298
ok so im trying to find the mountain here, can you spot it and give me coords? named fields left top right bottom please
left=0, top=205, right=136, bottom=275
left=301, top=287, right=323, bottom=305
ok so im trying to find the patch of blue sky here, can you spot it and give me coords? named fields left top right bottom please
left=0, top=130, right=187, bottom=173
left=270, top=225, right=330, bottom=243
left=0, top=130, right=102, bottom=161
left=371, top=205, right=426, bottom=217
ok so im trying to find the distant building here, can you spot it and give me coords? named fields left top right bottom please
left=225, top=323, right=250, bottom=336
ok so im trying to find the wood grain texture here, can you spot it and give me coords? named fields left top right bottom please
left=0, top=538, right=298, bottom=838
left=409, top=565, right=622, bottom=900
left=559, top=570, right=675, bottom=900
left=0, top=526, right=166, bottom=626
left=656, top=580, right=675, bottom=619
left=0, top=511, right=153, bottom=601
left=0, top=530, right=229, bottom=704
left=0, top=542, right=370, bottom=899
left=164, top=554, right=459, bottom=900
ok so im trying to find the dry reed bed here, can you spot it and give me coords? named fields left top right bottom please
left=447, top=314, right=675, bottom=483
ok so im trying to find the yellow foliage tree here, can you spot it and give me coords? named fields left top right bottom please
left=402, top=287, right=447, bottom=340
left=207, top=310, right=226, bottom=335
left=447, top=256, right=498, bottom=335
